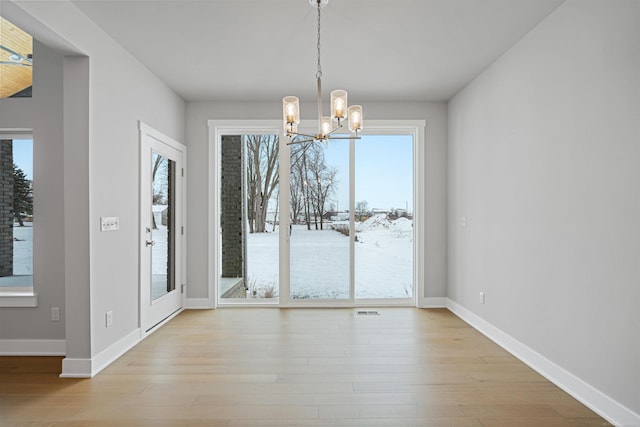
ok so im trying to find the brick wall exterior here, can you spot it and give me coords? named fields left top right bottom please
left=221, top=280, right=247, bottom=299
left=0, top=140, right=14, bottom=277
left=220, top=135, right=245, bottom=280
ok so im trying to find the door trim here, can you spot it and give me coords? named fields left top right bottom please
left=138, top=121, right=187, bottom=335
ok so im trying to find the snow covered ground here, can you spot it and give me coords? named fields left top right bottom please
left=0, top=223, right=33, bottom=288
left=246, top=214, right=413, bottom=299
left=13, top=224, right=33, bottom=275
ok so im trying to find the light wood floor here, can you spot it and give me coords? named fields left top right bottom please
left=0, top=308, right=609, bottom=426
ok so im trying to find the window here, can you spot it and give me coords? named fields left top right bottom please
left=0, top=135, right=35, bottom=307
left=0, top=16, right=33, bottom=98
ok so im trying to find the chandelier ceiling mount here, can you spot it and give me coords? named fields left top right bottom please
left=283, top=0, right=363, bottom=145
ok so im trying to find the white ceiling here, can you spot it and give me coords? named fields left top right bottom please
left=70, top=0, right=564, bottom=102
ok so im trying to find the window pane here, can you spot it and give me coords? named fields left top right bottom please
left=0, top=138, right=33, bottom=289
left=245, top=134, right=279, bottom=300
left=0, top=17, right=33, bottom=98
left=289, top=140, right=349, bottom=299
left=219, top=134, right=279, bottom=301
left=355, top=135, right=413, bottom=299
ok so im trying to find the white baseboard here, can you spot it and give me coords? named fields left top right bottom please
left=420, top=297, right=448, bottom=308
left=91, top=328, right=140, bottom=376
left=60, top=328, right=140, bottom=378
left=446, top=298, right=640, bottom=427
left=185, top=297, right=214, bottom=309
left=60, top=357, right=91, bottom=378
left=0, top=339, right=65, bottom=355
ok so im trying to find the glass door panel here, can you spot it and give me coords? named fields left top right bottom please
left=289, top=141, right=349, bottom=299
left=151, top=152, right=176, bottom=301
left=218, top=134, right=279, bottom=301
left=354, top=135, right=414, bottom=299
left=245, top=134, right=279, bottom=299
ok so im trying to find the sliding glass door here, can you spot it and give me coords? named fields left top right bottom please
left=212, top=121, right=420, bottom=306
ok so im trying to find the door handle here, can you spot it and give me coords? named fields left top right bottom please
left=145, top=240, right=155, bottom=247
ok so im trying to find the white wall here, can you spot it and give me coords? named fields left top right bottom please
left=185, top=101, right=448, bottom=302
left=3, top=0, right=186, bottom=364
left=0, top=40, right=65, bottom=341
left=448, top=0, right=640, bottom=416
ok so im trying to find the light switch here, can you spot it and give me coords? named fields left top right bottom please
left=100, top=217, right=120, bottom=232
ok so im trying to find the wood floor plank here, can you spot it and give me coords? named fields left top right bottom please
left=0, top=308, right=610, bottom=427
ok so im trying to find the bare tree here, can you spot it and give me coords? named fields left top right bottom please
left=356, top=200, right=369, bottom=221
left=307, top=146, right=337, bottom=230
left=151, top=154, right=169, bottom=229
left=245, top=135, right=279, bottom=233
left=289, top=142, right=316, bottom=230
left=289, top=162, right=304, bottom=224
left=289, top=143, right=338, bottom=230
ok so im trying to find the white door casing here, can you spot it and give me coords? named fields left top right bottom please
left=139, top=122, right=186, bottom=334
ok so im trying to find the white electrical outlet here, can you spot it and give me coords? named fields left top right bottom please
left=461, top=216, right=468, bottom=228
left=51, top=307, right=60, bottom=322
left=100, top=217, right=120, bottom=232
left=480, top=292, right=486, bottom=304
left=105, top=311, right=114, bottom=327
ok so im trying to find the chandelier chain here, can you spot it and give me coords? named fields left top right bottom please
left=316, top=0, right=322, bottom=79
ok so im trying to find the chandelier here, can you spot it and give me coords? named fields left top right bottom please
left=282, top=0, right=363, bottom=145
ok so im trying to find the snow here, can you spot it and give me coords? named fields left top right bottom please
left=151, top=225, right=169, bottom=300
left=13, top=224, right=33, bottom=275
left=246, top=215, right=413, bottom=299
left=0, top=223, right=33, bottom=288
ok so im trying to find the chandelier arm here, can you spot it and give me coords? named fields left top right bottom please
left=325, top=136, right=362, bottom=141
left=324, top=124, right=344, bottom=136
left=287, top=131, right=317, bottom=139
left=287, top=138, right=316, bottom=146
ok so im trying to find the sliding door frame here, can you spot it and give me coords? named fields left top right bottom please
left=208, top=119, right=425, bottom=308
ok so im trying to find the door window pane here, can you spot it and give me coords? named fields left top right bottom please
left=151, top=152, right=175, bottom=300
left=355, top=135, right=413, bottom=299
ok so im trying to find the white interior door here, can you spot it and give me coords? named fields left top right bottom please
left=140, top=123, right=185, bottom=333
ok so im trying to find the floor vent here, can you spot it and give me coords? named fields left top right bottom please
left=356, top=310, right=380, bottom=316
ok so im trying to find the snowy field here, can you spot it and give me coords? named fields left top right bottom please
left=246, top=214, right=413, bottom=299
left=0, top=223, right=33, bottom=287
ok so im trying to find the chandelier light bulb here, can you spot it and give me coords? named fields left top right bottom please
left=331, top=90, right=348, bottom=121
left=321, top=117, right=332, bottom=136
left=348, top=105, right=363, bottom=133
left=282, top=96, right=300, bottom=125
